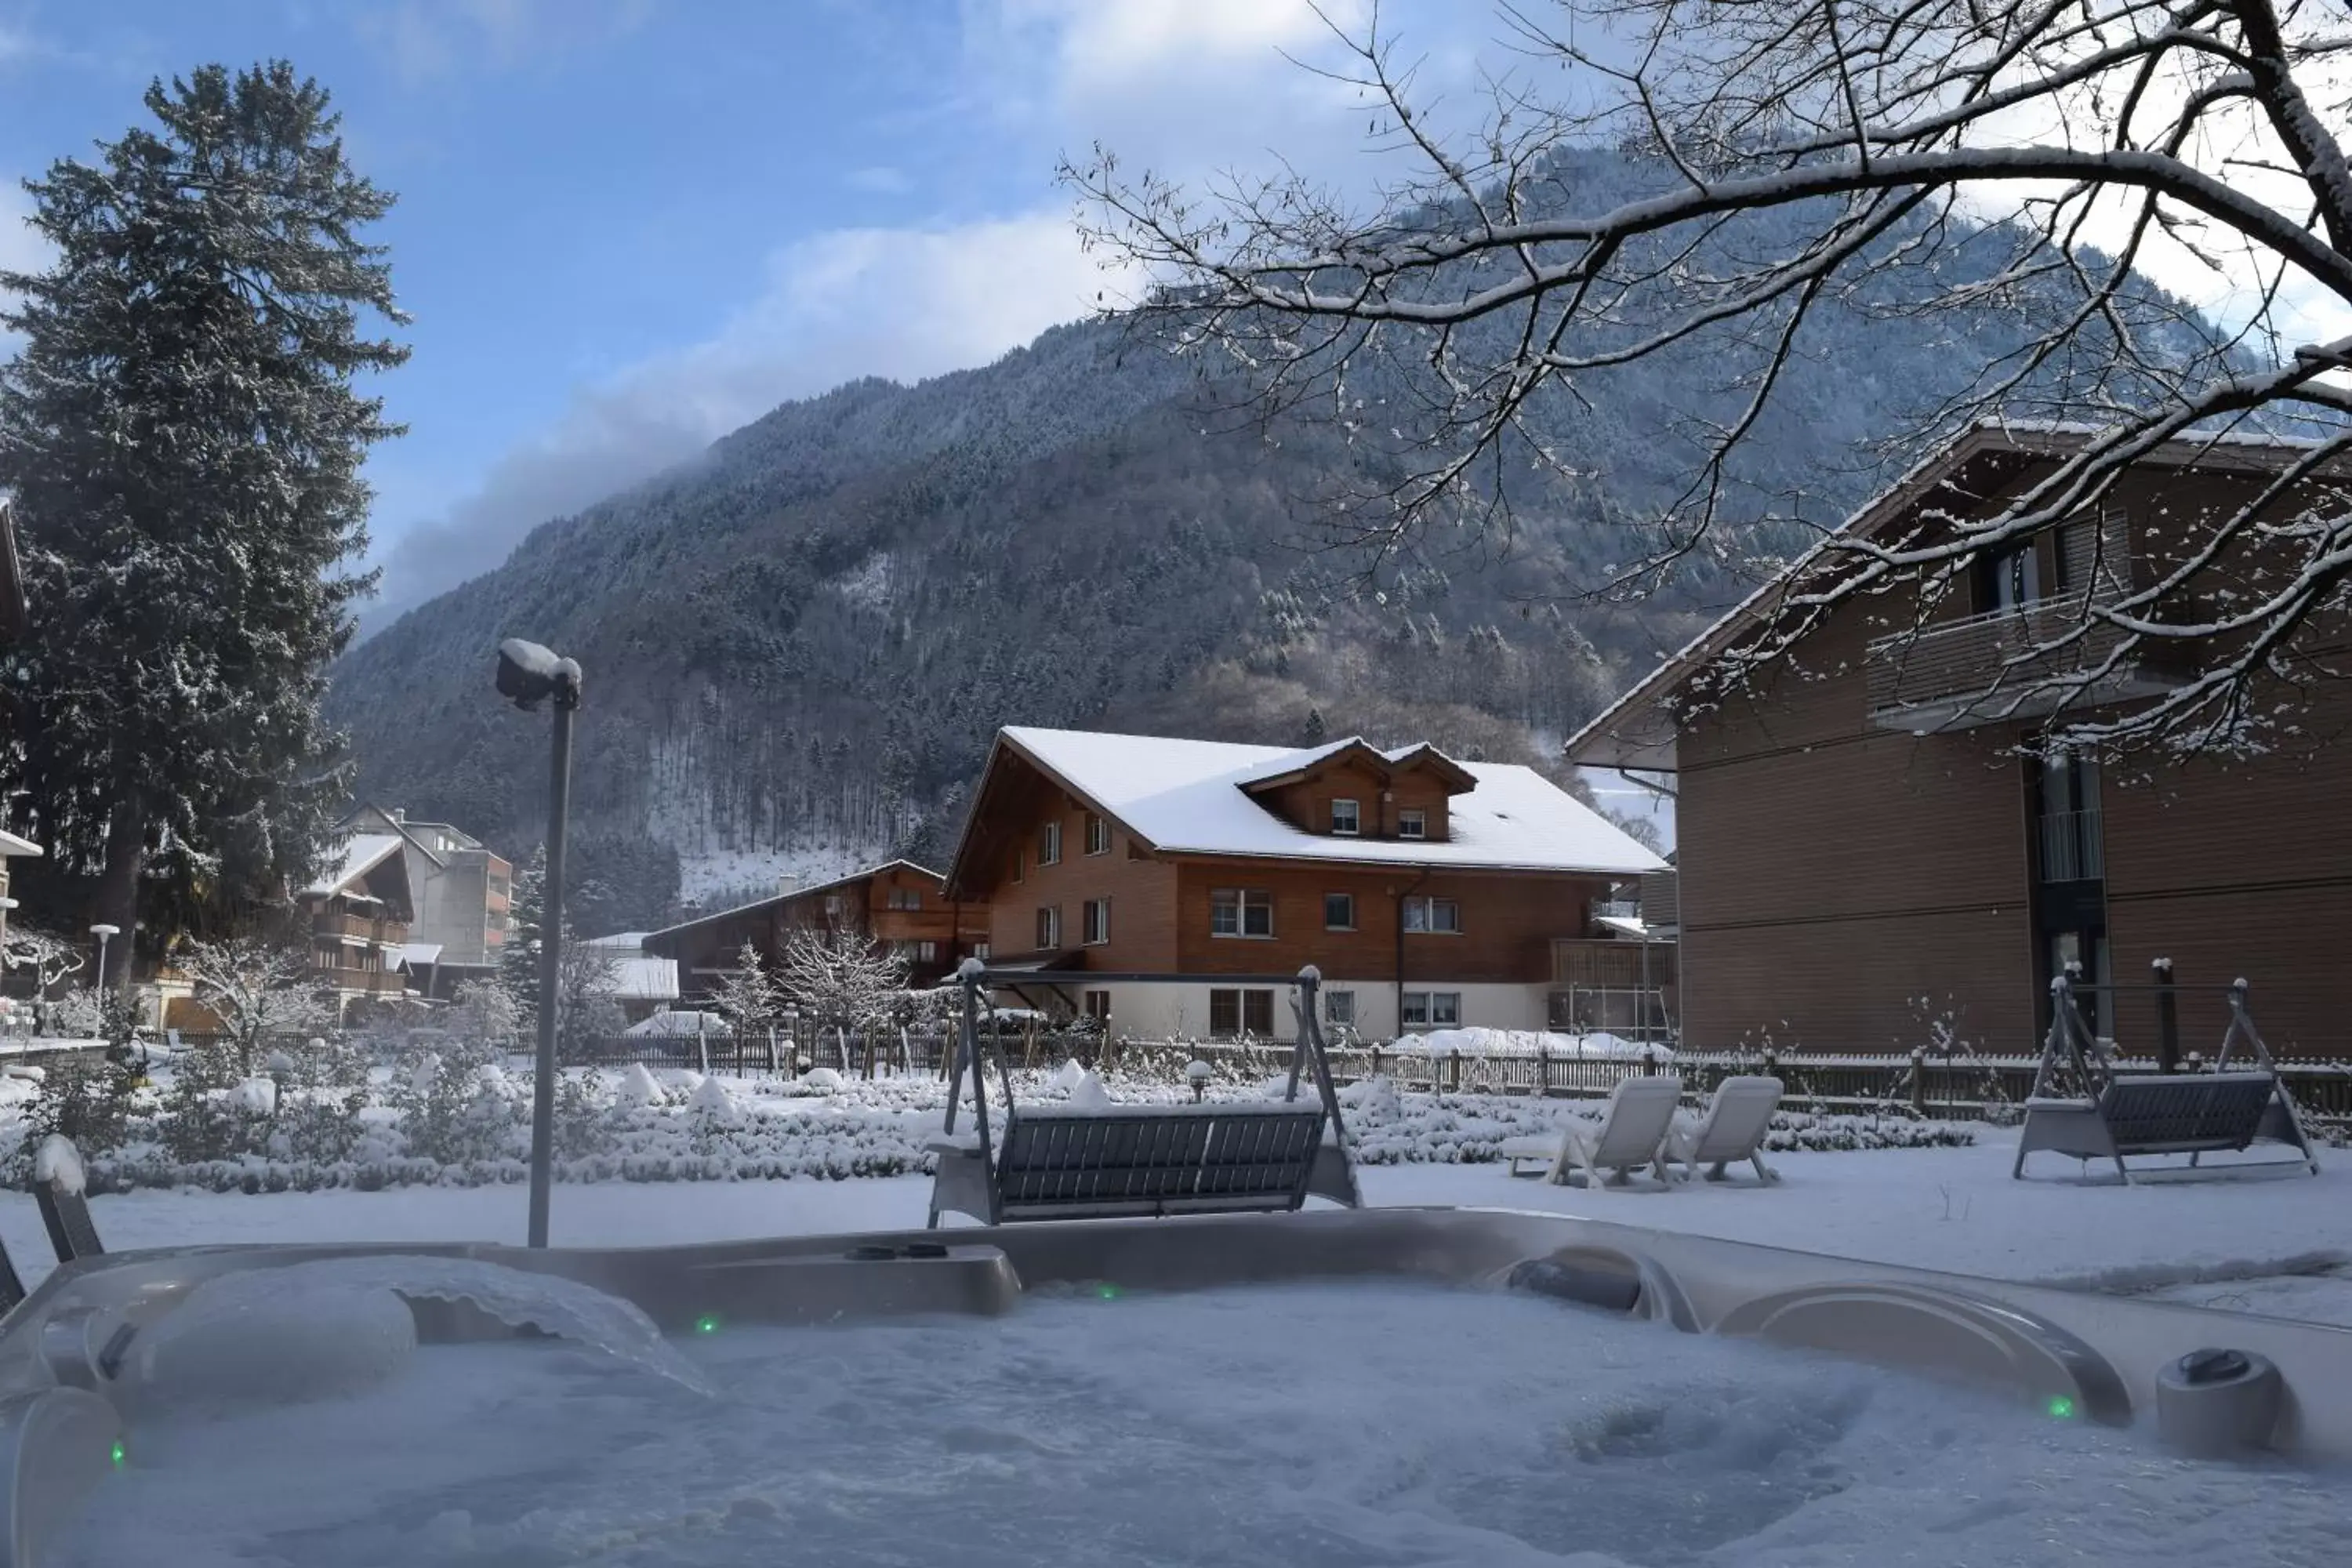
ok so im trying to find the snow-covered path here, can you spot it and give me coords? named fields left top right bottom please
left=13, top=1127, right=2347, bottom=1321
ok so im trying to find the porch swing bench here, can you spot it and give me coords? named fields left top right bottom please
left=927, top=965, right=1362, bottom=1228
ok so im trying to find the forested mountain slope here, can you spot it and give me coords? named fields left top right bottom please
left=329, top=151, right=2221, bottom=929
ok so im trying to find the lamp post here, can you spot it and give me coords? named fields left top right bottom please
left=495, top=638, right=583, bottom=1249
left=89, top=924, right=119, bottom=993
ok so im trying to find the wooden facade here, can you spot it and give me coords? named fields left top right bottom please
left=645, top=860, right=988, bottom=998
left=1571, top=430, right=2352, bottom=1058
left=948, top=733, right=1640, bottom=1039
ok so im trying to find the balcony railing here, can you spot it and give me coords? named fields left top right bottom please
left=314, top=965, right=407, bottom=994
left=1552, top=938, right=1677, bottom=990
left=1864, top=589, right=2189, bottom=731
left=2037, top=808, right=2105, bottom=884
left=313, top=911, right=408, bottom=946
left=1588, top=898, right=1641, bottom=923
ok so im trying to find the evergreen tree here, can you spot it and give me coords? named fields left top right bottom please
left=0, top=63, right=407, bottom=981
left=499, top=845, right=546, bottom=1031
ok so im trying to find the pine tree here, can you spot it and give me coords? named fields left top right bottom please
left=0, top=63, right=408, bottom=982
left=499, top=845, right=546, bottom=1031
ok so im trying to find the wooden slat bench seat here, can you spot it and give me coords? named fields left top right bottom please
left=2015, top=1073, right=2317, bottom=1184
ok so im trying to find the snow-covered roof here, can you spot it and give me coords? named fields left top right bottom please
left=581, top=931, right=650, bottom=952
left=993, top=728, right=1664, bottom=876
left=594, top=956, right=680, bottom=1002
left=395, top=942, right=443, bottom=968
left=0, top=829, right=40, bottom=858
left=304, top=834, right=407, bottom=897
left=644, top=860, right=946, bottom=942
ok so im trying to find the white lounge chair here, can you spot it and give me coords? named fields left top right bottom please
left=1664, top=1076, right=1784, bottom=1185
left=1500, top=1076, right=1684, bottom=1188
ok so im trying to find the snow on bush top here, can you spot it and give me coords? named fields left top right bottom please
left=797, top=1067, right=846, bottom=1092
left=617, top=1063, right=666, bottom=1109
left=688, top=1075, right=739, bottom=1125
left=1066, top=1071, right=1110, bottom=1110
left=1045, top=1059, right=1087, bottom=1094
left=34, top=1134, right=86, bottom=1195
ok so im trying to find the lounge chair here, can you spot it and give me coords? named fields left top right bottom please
left=1500, top=1076, right=1684, bottom=1188
left=1663, top=1076, right=1783, bottom=1184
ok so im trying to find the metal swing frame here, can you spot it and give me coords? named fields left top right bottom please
left=2013, top=973, right=2319, bottom=1184
left=926, top=964, right=1363, bottom=1227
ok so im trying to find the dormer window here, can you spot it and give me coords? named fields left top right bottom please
left=1330, top=799, right=1360, bottom=836
left=1398, top=809, right=1427, bottom=840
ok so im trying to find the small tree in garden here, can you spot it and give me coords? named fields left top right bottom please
left=777, top=927, right=909, bottom=1076
left=0, top=926, right=85, bottom=994
left=449, top=977, right=521, bottom=1044
left=16, top=1048, right=142, bottom=1174
left=554, top=938, right=623, bottom=1064
left=708, top=940, right=783, bottom=1037
left=177, top=935, right=331, bottom=1074
left=499, top=845, right=546, bottom=1031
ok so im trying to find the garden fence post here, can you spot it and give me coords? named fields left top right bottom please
left=2153, top=957, right=2180, bottom=1073
left=1910, top=1047, right=1927, bottom=1116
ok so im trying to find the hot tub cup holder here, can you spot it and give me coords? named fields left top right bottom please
left=2156, top=1346, right=2283, bottom=1458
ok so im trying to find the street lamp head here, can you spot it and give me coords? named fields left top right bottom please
left=89, top=924, right=119, bottom=938
left=495, top=638, right=582, bottom=713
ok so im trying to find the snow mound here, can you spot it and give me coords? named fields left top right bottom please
left=234, top=1077, right=279, bottom=1116
left=1066, top=1071, right=1111, bottom=1109
left=1046, top=1059, right=1088, bottom=1094
left=34, top=1134, right=85, bottom=1195
left=688, top=1075, right=739, bottom=1124
left=617, top=1063, right=666, bottom=1109
left=798, top=1066, right=846, bottom=1092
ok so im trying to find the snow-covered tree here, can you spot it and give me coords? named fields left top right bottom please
left=449, top=977, right=521, bottom=1044
left=554, top=936, right=623, bottom=1064
left=499, top=845, right=546, bottom=1030
left=0, top=62, right=408, bottom=982
left=708, top=939, right=783, bottom=1036
left=176, top=934, right=331, bottom=1074
left=777, top=926, right=909, bottom=1073
left=1072, top=2, right=2352, bottom=754
left=0, top=926, right=85, bottom=993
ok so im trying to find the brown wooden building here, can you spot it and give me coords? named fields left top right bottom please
left=644, top=860, right=986, bottom=1000
left=296, top=834, right=416, bottom=1016
left=1569, top=423, right=2352, bottom=1059
left=942, top=728, right=1665, bottom=1040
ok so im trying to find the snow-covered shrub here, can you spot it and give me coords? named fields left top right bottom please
left=156, top=1033, right=274, bottom=1163
left=13, top=1048, right=142, bottom=1174
left=390, top=1039, right=519, bottom=1167
left=551, top=1069, right=620, bottom=1160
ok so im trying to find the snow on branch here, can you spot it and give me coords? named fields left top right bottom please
left=1067, top=0, right=2352, bottom=754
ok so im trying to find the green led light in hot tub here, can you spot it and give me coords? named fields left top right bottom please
left=1093, top=1283, right=1122, bottom=1301
left=2046, top=1396, right=2077, bottom=1421
left=111, top=1441, right=125, bottom=1469
left=695, top=1315, right=720, bottom=1336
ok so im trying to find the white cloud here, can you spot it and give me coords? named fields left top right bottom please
left=355, top=0, right=651, bottom=85
left=365, top=210, right=1124, bottom=626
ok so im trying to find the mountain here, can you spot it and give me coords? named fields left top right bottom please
left=327, top=151, right=2226, bottom=930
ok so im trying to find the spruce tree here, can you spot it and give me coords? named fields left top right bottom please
left=499, top=845, right=546, bottom=1032
left=0, top=63, right=407, bottom=982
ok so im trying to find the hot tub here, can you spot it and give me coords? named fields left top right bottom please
left=4, top=1207, right=2349, bottom=1566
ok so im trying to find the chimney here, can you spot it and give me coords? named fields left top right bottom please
left=777, top=873, right=800, bottom=895
left=389, top=808, right=405, bottom=826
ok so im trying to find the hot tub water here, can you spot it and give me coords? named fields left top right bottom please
left=47, top=1273, right=2352, bottom=1567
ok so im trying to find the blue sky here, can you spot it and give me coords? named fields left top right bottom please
left=1, top=0, right=1509, bottom=623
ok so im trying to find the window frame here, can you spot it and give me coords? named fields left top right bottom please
left=1324, top=989, right=1356, bottom=1027
left=1330, top=797, right=1361, bottom=836
left=1323, top=892, right=1356, bottom=931
left=1083, top=989, right=1112, bottom=1022
left=1209, top=888, right=1275, bottom=939
left=1040, top=821, right=1062, bottom=866
left=1399, top=990, right=1461, bottom=1029
left=1034, top=906, right=1060, bottom=950
left=1084, top=813, right=1112, bottom=856
left=1397, top=808, right=1427, bottom=840
left=1081, top=896, right=1111, bottom=946
left=1403, top=895, right=1461, bottom=935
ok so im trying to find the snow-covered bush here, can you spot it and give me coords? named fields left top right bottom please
left=13, top=1049, right=142, bottom=1174
left=389, top=1039, right=519, bottom=1167
left=155, top=1033, right=273, bottom=1163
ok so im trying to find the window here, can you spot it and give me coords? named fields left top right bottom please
left=1210, top=888, right=1275, bottom=938
left=1012, top=850, right=1025, bottom=884
left=1084, top=989, right=1112, bottom=1023
left=1040, top=821, right=1062, bottom=866
left=1082, top=897, right=1111, bottom=946
left=916, top=940, right=938, bottom=963
left=1210, top=988, right=1276, bottom=1037
left=1400, top=991, right=1461, bottom=1029
left=886, top=887, right=922, bottom=911
left=1397, top=809, right=1427, bottom=840
left=1035, top=906, right=1060, bottom=949
left=1325, top=989, right=1356, bottom=1027
left=971, top=942, right=989, bottom=960
left=1085, top=813, right=1111, bottom=855
left=1323, top=892, right=1356, bottom=931
left=1330, top=798, right=1360, bottom=835
left=1982, top=543, right=2042, bottom=612
left=1403, top=896, right=1461, bottom=934
left=823, top=894, right=844, bottom=916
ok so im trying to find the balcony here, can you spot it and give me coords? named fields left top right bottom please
left=316, top=965, right=408, bottom=994
left=313, top=911, right=408, bottom=947
left=1551, top=938, right=1677, bottom=990
left=1864, top=590, right=2190, bottom=731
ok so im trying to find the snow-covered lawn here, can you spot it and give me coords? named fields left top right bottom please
left=13, top=1123, right=2346, bottom=1326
